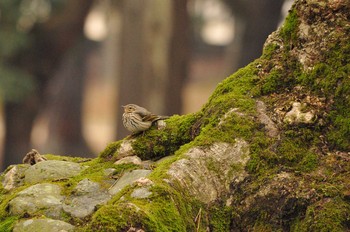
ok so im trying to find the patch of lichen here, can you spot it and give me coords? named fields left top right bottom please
left=293, top=197, right=350, bottom=232
left=131, top=114, right=198, bottom=160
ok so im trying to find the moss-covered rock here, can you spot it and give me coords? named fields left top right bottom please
left=1, top=0, right=350, bottom=231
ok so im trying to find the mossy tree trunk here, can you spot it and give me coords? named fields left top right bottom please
left=95, top=0, right=350, bottom=230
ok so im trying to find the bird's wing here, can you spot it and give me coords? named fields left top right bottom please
left=135, top=107, right=151, bottom=118
left=142, top=114, right=160, bottom=122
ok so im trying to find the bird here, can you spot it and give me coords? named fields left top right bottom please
left=122, top=104, right=169, bottom=134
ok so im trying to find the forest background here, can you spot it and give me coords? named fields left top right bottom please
left=0, top=0, right=292, bottom=170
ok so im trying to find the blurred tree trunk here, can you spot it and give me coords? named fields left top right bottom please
left=3, top=0, right=93, bottom=169
left=117, top=0, right=146, bottom=139
left=225, top=0, right=285, bottom=71
left=117, top=0, right=189, bottom=139
left=165, top=0, right=190, bottom=115
left=43, top=41, right=94, bottom=157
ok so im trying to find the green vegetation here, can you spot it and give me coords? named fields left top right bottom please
left=83, top=183, right=200, bottom=231
left=208, top=206, right=232, bottom=231
left=99, top=141, right=123, bottom=160
left=0, top=216, right=19, bottom=232
left=297, top=42, right=350, bottom=150
left=280, top=8, right=299, bottom=44
left=131, top=114, right=197, bottom=160
left=293, top=197, right=350, bottom=232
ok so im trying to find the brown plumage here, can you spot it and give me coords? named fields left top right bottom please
left=122, top=104, right=168, bottom=134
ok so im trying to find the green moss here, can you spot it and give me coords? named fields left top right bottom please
left=260, top=69, right=284, bottom=95
left=297, top=42, right=350, bottom=150
left=208, top=63, right=259, bottom=106
left=84, top=183, right=199, bottom=232
left=252, top=222, right=275, bottom=232
left=294, top=198, right=350, bottom=232
left=297, top=152, right=318, bottom=172
left=280, top=8, right=299, bottom=44
left=84, top=204, right=150, bottom=231
left=59, top=158, right=139, bottom=197
left=188, top=63, right=261, bottom=147
left=43, top=154, right=93, bottom=163
left=99, top=140, right=122, bottom=160
left=0, top=216, right=18, bottom=232
left=208, top=206, right=232, bottom=232
left=131, top=114, right=197, bottom=160
left=262, top=43, right=280, bottom=60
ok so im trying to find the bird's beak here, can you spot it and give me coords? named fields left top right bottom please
left=122, top=105, right=126, bottom=108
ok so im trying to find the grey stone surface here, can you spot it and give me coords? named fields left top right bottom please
left=13, top=218, right=75, bottom=232
left=256, top=100, right=279, bottom=138
left=9, top=183, right=63, bottom=219
left=131, top=187, right=152, bottom=199
left=24, top=160, right=85, bottom=184
left=104, top=168, right=116, bottom=176
left=167, top=139, right=250, bottom=203
left=108, top=169, right=152, bottom=195
left=63, top=178, right=111, bottom=218
left=116, top=139, right=136, bottom=159
left=114, top=155, right=142, bottom=165
left=2, top=165, right=29, bottom=190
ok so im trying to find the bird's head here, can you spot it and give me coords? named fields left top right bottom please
left=122, top=104, right=138, bottom=113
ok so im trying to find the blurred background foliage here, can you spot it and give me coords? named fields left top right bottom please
left=0, top=0, right=292, bottom=170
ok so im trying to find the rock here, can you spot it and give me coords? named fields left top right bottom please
left=24, top=160, right=85, bottom=184
left=256, top=100, right=279, bottom=138
left=130, top=187, right=152, bottom=199
left=114, top=156, right=142, bottom=165
left=127, top=227, right=145, bottom=232
left=134, top=177, right=153, bottom=187
left=13, top=218, right=75, bottom=232
left=104, top=168, right=116, bottom=176
left=141, top=160, right=155, bottom=169
left=9, top=183, right=63, bottom=219
left=63, top=179, right=111, bottom=218
left=167, top=139, right=250, bottom=204
left=2, top=165, right=29, bottom=190
left=284, top=102, right=315, bottom=124
left=155, top=119, right=167, bottom=130
left=116, top=139, right=136, bottom=159
left=108, top=169, right=152, bottom=195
